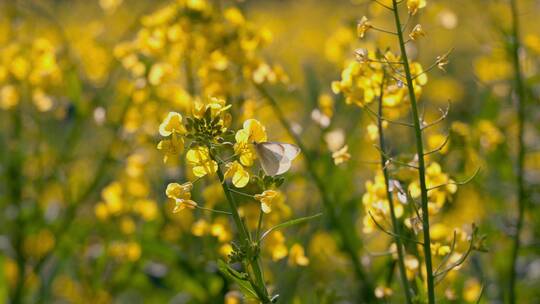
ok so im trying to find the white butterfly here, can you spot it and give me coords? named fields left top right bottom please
left=254, top=142, right=300, bottom=176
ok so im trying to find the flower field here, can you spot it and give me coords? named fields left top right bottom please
left=1, top=0, right=540, bottom=303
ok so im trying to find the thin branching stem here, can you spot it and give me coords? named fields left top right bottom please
left=373, top=146, right=419, bottom=169
left=401, top=13, right=412, bottom=32
left=228, top=188, right=255, bottom=198
left=368, top=250, right=395, bottom=257
left=411, top=49, right=454, bottom=81
left=372, top=26, right=398, bottom=36
left=476, top=284, right=486, bottom=304
left=364, top=104, right=414, bottom=128
left=426, top=168, right=480, bottom=192
left=376, top=76, right=414, bottom=303
left=373, top=0, right=393, bottom=11
left=433, top=231, right=458, bottom=276
left=391, top=1, right=436, bottom=302
left=434, top=229, right=476, bottom=282
left=367, top=59, right=404, bottom=64
left=421, top=101, right=451, bottom=131
left=368, top=212, right=424, bottom=246
left=382, top=56, right=408, bottom=80
left=508, top=0, right=527, bottom=302
left=196, top=205, right=232, bottom=215
left=424, top=133, right=450, bottom=156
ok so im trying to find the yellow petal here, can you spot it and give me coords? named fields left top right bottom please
left=159, top=112, right=184, bottom=137
left=261, top=202, right=271, bottom=214
left=232, top=169, right=249, bottom=188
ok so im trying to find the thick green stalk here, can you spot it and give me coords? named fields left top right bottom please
left=214, top=164, right=271, bottom=303
left=390, top=1, right=435, bottom=303
left=508, top=0, right=527, bottom=302
left=376, top=79, right=413, bottom=304
left=255, top=84, right=377, bottom=302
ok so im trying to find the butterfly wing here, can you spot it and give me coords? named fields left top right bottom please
left=281, top=143, right=300, bottom=160
left=255, top=142, right=300, bottom=176
left=273, top=143, right=300, bottom=175
left=255, top=142, right=283, bottom=176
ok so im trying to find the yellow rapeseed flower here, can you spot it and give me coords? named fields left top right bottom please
left=362, top=173, right=405, bottom=234
left=210, top=217, right=232, bottom=242
left=0, top=85, right=20, bottom=110
left=224, top=7, right=245, bottom=26
left=478, top=120, right=504, bottom=151
left=224, top=161, right=250, bottom=188
left=32, top=89, right=54, bottom=112
left=191, top=219, right=209, bottom=236
left=192, top=97, right=231, bottom=120
left=463, top=278, right=482, bottom=302
left=409, top=24, right=426, bottom=41
left=102, top=182, right=124, bottom=215
left=166, top=182, right=192, bottom=200
left=265, top=231, right=288, bottom=261
left=404, top=255, right=419, bottom=280
left=166, top=182, right=197, bottom=212
left=235, top=119, right=268, bottom=166
left=186, top=146, right=218, bottom=177
left=157, top=135, right=184, bottom=163
left=288, top=244, right=310, bottom=266
left=357, top=16, right=372, bottom=39
left=375, top=286, right=394, bottom=299
left=236, top=118, right=268, bottom=144
left=148, top=62, right=172, bottom=86
left=224, top=291, right=243, bottom=304
left=332, top=145, right=351, bottom=165
left=407, top=0, right=427, bottom=15
left=254, top=190, right=278, bottom=214
left=159, top=111, right=186, bottom=137
left=408, top=162, right=457, bottom=213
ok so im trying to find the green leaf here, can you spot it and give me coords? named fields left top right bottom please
left=260, top=213, right=323, bottom=241
left=217, top=260, right=258, bottom=299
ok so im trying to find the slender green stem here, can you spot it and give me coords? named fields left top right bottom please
left=255, top=84, right=377, bottom=302
left=390, top=1, right=435, bottom=303
left=256, top=209, right=264, bottom=240
left=376, top=76, right=413, bottom=304
left=250, top=258, right=268, bottom=302
left=508, top=0, right=527, bottom=302
left=214, top=163, right=271, bottom=303
left=372, top=26, right=398, bottom=36
left=228, top=188, right=255, bottom=198
left=195, top=206, right=232, bottom=215
left=10, top=105, right=25, bottom=304
left=215, top=165, right=251, bottom=244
